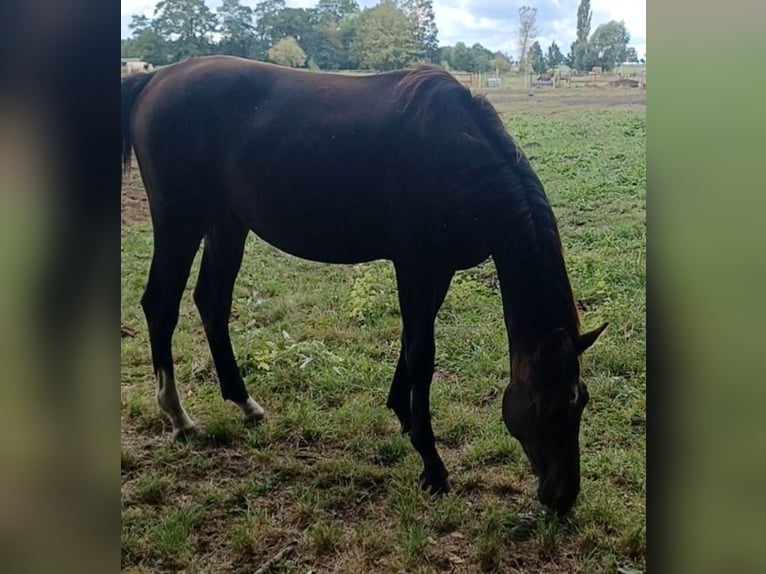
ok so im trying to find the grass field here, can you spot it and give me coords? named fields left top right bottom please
left=121, top=87, right=646, bottom=573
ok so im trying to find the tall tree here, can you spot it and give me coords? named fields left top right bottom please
left=316, top=0, right=359, bottom=22
left=310, top=0, right=359, bottom=69
left=570, top=36, right=593, bottom=72
left=338, top=13, right=363, bottom=68
left=517, top=6, right=539, bottom=72
left=217, top=0, right=257, bottom=58
left=305, top=19, right=344, bottom=69
left=253, top=0, right=286, bottom=46
left=127, top=14, right=170, bottom=65
left=546, top=41, right=564, bottom=68
left=153, top=0, right=218, bottom=61
left=572, top=0, right=593, bottom=71
left=576, top=0, right=592, bottom=42
left=528, top=41, right=545, bottom=74
left=587, top=20, right=630, bottom=71
left=354, top=1, right=421, bottom=70
left=400, top=0, right=439, bottom=63
left=565, top=42, right=575, bottom=68
left=267, top=8, right=317, bottom=45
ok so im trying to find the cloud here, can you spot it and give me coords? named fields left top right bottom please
left=120, top=0, right=646, bottom=58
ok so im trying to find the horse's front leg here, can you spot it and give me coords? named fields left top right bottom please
left=386, top=333, right=412, bottom=433
left=394, top=263, right=451, bottom=494
left=386, top=272, right=453, bottom=436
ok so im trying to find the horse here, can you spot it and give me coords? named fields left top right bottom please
left=121, top=56, right=607, bottom=515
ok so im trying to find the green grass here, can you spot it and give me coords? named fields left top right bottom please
left=121, top=94, right=645, bottom=572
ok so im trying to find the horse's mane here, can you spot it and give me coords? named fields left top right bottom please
left=393, top=64, right=473, bottom=128
left=393, top=65, right=581, bottom=338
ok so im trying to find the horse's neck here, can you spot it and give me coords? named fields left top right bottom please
left=492, top=239, right=579, bottom=356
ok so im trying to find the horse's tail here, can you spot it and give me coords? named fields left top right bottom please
left=121, top=71, right=156, bottom=179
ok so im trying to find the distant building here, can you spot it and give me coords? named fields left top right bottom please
left=121, top=58, right=153, bottom=75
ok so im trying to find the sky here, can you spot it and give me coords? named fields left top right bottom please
left=120, top=0, right=646, bottom=61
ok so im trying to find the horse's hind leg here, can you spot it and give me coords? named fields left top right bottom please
left=386, top=271, right=453, bottom=433
left=142, top=218, right=205, bottom=440
left=193, top=215, right=265, bottom=424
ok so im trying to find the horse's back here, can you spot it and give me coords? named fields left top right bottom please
left=130, top=57, right=493, bottom=267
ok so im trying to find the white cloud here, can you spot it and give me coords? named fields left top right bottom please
left=121, top=1, right=154, bottom=17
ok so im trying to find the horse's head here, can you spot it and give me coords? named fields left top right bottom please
left=503, top=322, right=607, bottom=515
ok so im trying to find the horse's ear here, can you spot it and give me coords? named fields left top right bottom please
left=576, top=322, right=608, bottom=355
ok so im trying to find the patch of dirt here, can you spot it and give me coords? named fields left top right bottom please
left=608, top=78, right=640, bottom=88
left=485, top=87, right=646, bottom=113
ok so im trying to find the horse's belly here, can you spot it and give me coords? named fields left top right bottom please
left=246, top=208, right=387, bottom=265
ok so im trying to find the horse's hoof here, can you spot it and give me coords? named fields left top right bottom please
left=237, top=397, right=265, bottom=426
left=172, top=424, right=197, bottom=442
left=243, top=411, right=265, bottom=427
left=419, top=469, right=451, bottom=495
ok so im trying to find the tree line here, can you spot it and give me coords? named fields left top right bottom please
left=122, top=0, right=441, bottom=71
left=517, top=1, right=643, bottom=74
left=122, top=0, right=511, bottom=73
left=122, top=0, right=642, bottom=73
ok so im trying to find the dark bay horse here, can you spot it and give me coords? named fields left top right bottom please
left=121, top=56, right=607, bottom=515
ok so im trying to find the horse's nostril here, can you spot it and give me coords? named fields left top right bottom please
left=538, top=481, right=578, bottom=515
left=555, top=500, right=575, bottom=516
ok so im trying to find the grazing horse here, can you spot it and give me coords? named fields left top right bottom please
left=121, top=56, right=607, bottom=515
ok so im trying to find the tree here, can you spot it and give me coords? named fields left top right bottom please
left=313, top=0, right=360, bottom=69
left=268, top=35, right=307, bottom=67
left=571, top=38, right=591, bottom=72
left=625, top=46, right=638, bottom=63
left=338, top=13, right=363, bottom=68
left=489, top=51, right=513, bottom=73
left=564, top=43, right=575, bottom=68
left=517, top=6, right=539, bottom=72
left=253, top=0, right=286, bottom=46
left=400, top=0, right=439, bottom=63
left=546, top=41, right=564, bottom=69
left=529, top=41, right=545, bottom=74
left=316, top=0, right=359, bottom=22
left=470, top=43, right=494, bottom=73
left=576, top=0, right=592, bottom=42
left=438, top=45, right=453, bottom=68
left=354, top=1, right=422, bottom=70
left=153, top=0, right=218, bottom=61
left=571, top=0, right=592, bottom=72
left=449, top=41, right=473, bottom=72
left=587, top=20, right=630, bottom=71
left=305, top=18, right=345, bottom=69
left=127, top=14, right=171, bottom=65
left=267, top=8, right=317, bottom=45
left=217, top=0, right=257, bottom=58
